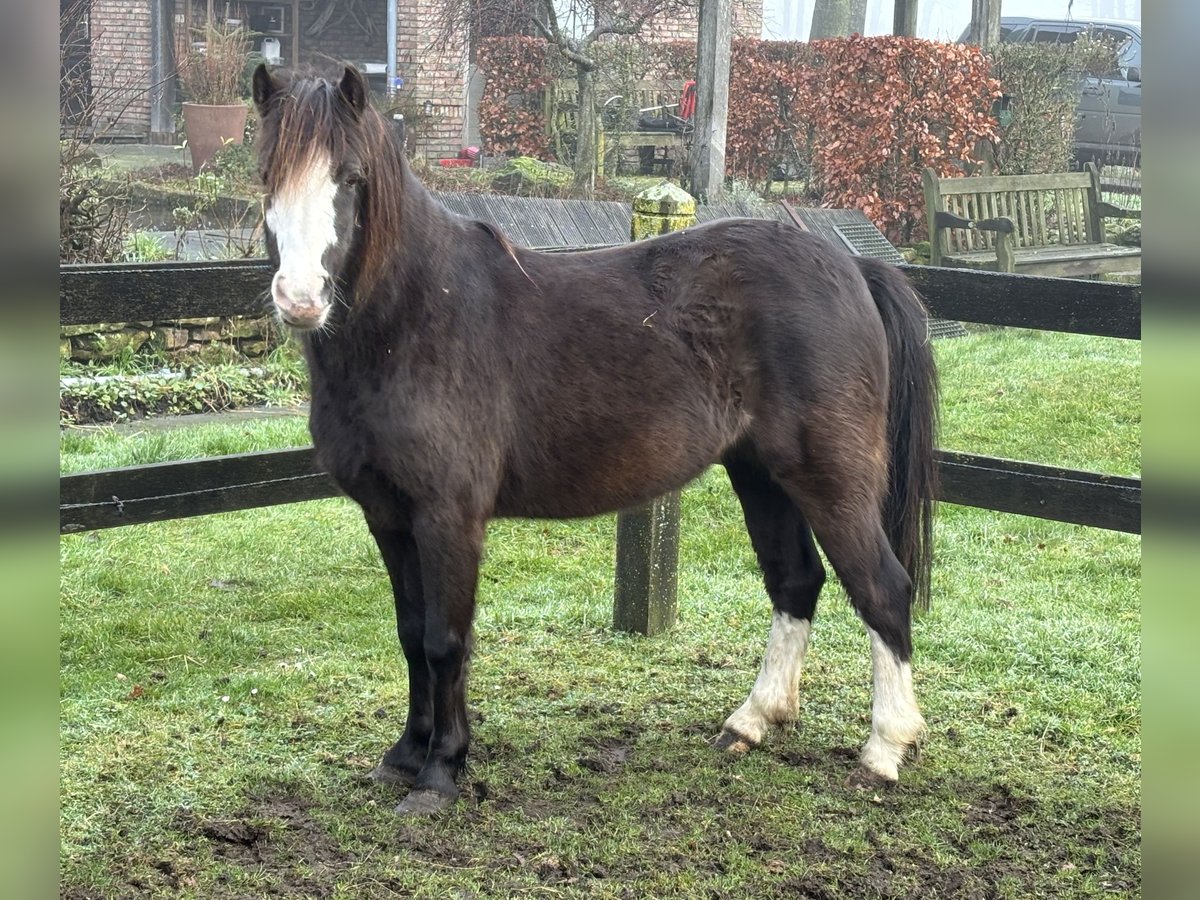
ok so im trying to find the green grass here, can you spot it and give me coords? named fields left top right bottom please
left=60, top=415, right=311, bottom=475
left=60, top=329, right=1140, bottom=899
left=936, top=327, right=1140, bottom=476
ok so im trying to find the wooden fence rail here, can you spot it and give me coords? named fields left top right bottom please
left=60, top=261, right=1141, bottom=538
left=59, top=259, right=1140, bottom=339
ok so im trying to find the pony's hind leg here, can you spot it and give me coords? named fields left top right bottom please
left=829, top=523, right=925, bottom=785
left=715, top=456, right=826, bottom=752
left=367, top=523, right=433, bottom=786
left=775, top=448, right=926, bottom=784
left=758, top=417, right=926, bottom=787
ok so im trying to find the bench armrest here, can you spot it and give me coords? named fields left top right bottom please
left=933, top=211, right=1016, bottom=234
left=933, top=212, right=1017, bottom=273
left=1095, top=200, right=1141, bottom=221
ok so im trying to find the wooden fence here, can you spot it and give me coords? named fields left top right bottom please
left=60, top=259, right=1140, bottom=540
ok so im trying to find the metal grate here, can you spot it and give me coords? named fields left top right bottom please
left=832, top=222, right=906, bottom=264
left=831, top=223, right=967, bottom=340
left=927, top=317, right=969, bottom=340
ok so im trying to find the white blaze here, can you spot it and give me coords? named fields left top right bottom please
left=264, top=151, right=338, bottom=326
left=721, top=611, right=812, bottom=747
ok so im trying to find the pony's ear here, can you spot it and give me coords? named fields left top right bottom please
left=338, top=65, right=369, bottom=117
left=252, top=63, right=278, bottom=114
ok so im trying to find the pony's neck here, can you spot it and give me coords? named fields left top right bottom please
left=342, top=117, right=433, bottom=297
left=362, top=132, right=457, bottom=292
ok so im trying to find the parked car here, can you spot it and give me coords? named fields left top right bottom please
left=961, top=17, right=1142, bottom=166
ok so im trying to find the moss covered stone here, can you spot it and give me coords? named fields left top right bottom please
left=70, top=328, right=151, bottom=361
left=631, top=182, right=696, bottom=241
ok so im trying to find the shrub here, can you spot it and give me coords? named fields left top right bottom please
left=59, top=0, right=133, bottom=262
left=726, top=40, right=814, bottom=189
left=988, top=39, right=1117, bottom=175
left=60, top=351, right=308, bottom=426
left=123, top=231, right=171, bottom=262
left=475, top=37, right=560, bottom=159
left=489, top=157, right=575, bottom=196
left=178, top=22, right=252, bottom=105
left=60, top=148, right=131, bottom=264
left=802, top=36, right=1000, bottom=243
left=666, top=37, right=999, bottom=242
left=210, top=137, right=257, bottom=183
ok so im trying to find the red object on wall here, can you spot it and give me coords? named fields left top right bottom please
left=678, top=80, right=697, bottom=122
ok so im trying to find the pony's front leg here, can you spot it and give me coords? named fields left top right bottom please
left=394, top=511, right=484, bottom=816
left=367, top=524, right=432, bottom=786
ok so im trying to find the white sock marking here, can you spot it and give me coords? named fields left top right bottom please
left=721, top=612, right=811, bottom=746
left=859, top=628, right=925, bottom=780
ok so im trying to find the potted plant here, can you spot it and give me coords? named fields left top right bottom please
left=177, top=21, right=252, bottom=174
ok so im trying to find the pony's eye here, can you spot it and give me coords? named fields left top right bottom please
left=343, top=173, right=365, bottom=188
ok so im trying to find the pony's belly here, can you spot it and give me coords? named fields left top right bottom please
left=493, top=432, right=724, bottom=520
left=494, top=473, right=702, bottom=520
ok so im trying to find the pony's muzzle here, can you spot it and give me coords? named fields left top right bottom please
left=272, top=272, right=330, bottom=330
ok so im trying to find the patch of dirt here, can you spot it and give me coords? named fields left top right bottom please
left=61, top=765, right=1139, bottom=899
left=778, top=745, right=861, bottom=767
left=777, top=857, right=996, bottom=900
left=578, top=737, right=632, bottom=774
left=199, top=818, right=270, bottom=864
left=963, top=782, right=1035, bottom=829
left=514, top=798, right=560, bottom=821
left=173, top=790, right=352, bottom=896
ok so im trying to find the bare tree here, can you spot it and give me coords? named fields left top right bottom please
left=437, top=0, right=697, bottom=189
left=809, top=0, right=868, bottom=39
left=892, top=0, right=918, bottom=36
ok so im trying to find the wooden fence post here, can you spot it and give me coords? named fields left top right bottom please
left=690, top=0, right=732, bottom=202
left=613, top=182, right=696, bottom=635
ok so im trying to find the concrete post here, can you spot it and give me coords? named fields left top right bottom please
left=968, top=0, right=1002, bottom=48
left=613, top=183, right=696, bottom=636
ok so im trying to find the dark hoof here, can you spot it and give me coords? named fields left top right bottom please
left=366, top=763, right=416, bottom=787
left=712, top=728, right=756, bottom=754
left=395, top=789, right=456, bottom=817
left=846, top=767, right=897, bottom=791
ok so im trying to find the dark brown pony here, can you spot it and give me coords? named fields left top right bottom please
left=253, top=65, right=938, bottom=815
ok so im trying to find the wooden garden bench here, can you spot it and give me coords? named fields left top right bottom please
left=553, top=79, right=688, bottom=175
left=922, top=163, right=1140, bottom=278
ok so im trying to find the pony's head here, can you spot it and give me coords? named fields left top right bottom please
left=253, top=64, right=403, bottom=331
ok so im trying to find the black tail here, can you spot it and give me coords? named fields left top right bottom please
left=854, top=257, right=939, bottom=610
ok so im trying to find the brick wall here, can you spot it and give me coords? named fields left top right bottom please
left=735, top=2, right=766, bottom=38
left=396, top=2, right=468, bottom=159
left=89, top=0, right=154, bottom=136
left=645, top=3, right=764, bottom=43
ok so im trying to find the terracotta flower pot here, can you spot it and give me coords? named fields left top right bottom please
left=182, top=102, right=249, bottom=174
